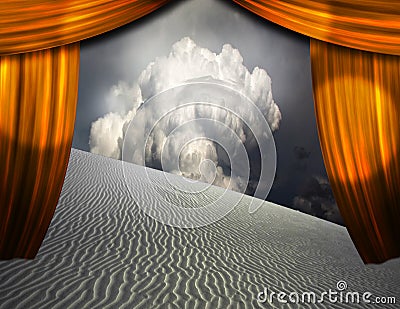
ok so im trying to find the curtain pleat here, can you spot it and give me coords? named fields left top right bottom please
left=0, top=1, right=170, bottom=259
left=233, top=0, right=400, bottom=56
left=0, top=43, right=80, bottom=258
left=310, top=39, right=400, bottom=263
left=0, top=0, right=170, bottom=56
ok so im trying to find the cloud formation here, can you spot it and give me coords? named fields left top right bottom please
left=89, top=37, right=281, bottom=193
left=293, top=176, right=344, bottom=225
left=293, top=146, right=311, bottom=160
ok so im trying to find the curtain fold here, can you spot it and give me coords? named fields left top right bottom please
left=235, top=0, right=400, bottom=264
left=0, top=0, right=170, bottom=56
left=310, top=39, right=400, bottom=263
left=232, top=0, right=400, bottom=56
left=0, top=44, right=80, bottom=258
left=0, top=1, right=170, bottom=259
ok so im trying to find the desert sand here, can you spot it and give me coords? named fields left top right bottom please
left=0, top=149, right=399, bottom=308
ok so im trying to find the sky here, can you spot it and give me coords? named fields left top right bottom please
left=73, top=0, right=343, bottom=225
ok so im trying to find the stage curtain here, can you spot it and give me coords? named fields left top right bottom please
left=0, top=1, right=170, bottom=259
left=0, top=0, right=170, bottom=56
left=310, top=39, right=400, bottom=263
left=234, top=0, right=400, bottom=264
left=0, top=44, right=80, bottom=258
left=233, top=0, right=400, bottom=56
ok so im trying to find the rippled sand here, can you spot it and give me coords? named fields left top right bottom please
left=0, top=149, right=399, bottom=308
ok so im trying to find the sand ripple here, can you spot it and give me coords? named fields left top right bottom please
left=0, top=149, right=399, bottom=308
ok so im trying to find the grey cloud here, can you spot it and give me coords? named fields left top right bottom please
left=293, top=176, right=344, bottom=225
left=293, top=146, right=311, bottom=160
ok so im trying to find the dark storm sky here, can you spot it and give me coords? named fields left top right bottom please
left=73, top=0, right=342, bottom=224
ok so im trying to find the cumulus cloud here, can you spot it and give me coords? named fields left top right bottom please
left=89, top=37, right=281, bottom=193
left=293, top=176, right=344, bottom=225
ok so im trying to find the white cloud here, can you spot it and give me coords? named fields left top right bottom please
left=89, top=37, right=281, bottom=193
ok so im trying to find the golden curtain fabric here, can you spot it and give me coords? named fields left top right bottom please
left=0, top=1, right=170, bottom=259
left=233, top=0, right=400, bottom=56
left=311, top=39, right=400, bottom=263
left=235, top=0, right=400, bottom=263
left=0, top=44, right=80, bottom=258
left=0, top=0, right=170, bottom=56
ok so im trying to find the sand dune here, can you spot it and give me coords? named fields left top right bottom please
left=0, top=149, right=399, bottom=308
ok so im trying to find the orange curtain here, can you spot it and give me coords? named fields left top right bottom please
left=0, top=0, right=170, bottom=56
left=233, top=0, right=400, bottom=56
left=0, top=1, right=169, bottom=259
left=310, top=40, right=400, bottom=263
left=234, top=0, right=400, bottom=263
left=0, top=44, right=80, bottom=258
